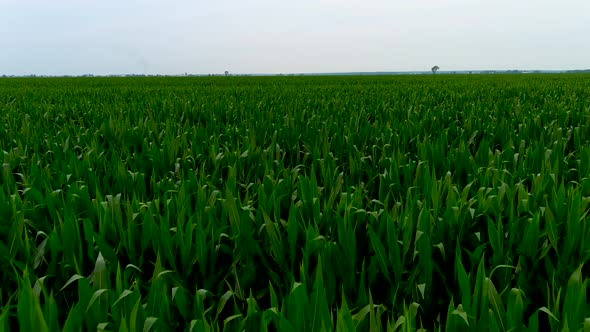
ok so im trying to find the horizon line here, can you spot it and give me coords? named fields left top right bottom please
left=2, top=68, right=590, bottom=78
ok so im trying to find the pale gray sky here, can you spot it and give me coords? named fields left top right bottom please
left=1, top=0, right=589, bottom=75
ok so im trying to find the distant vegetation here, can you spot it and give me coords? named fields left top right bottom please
left=1, top=74, right=590, bottom=331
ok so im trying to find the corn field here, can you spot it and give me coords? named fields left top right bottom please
left=1, top=74, right=590, bottom=331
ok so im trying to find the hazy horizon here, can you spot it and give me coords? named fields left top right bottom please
left=2, top=0, right=589, bottom=76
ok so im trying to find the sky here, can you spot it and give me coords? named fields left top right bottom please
left=1, top=0, right=589, bottom=76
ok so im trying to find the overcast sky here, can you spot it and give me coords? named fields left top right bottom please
left=1, top=0, right=589, bottom=75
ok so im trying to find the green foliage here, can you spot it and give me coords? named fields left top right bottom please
left=1, top=74, right=590, bottom=330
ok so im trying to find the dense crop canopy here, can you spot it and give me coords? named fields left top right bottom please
left=1, top=74, right=590, bottom=331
